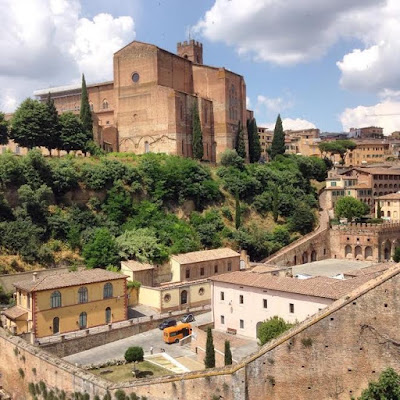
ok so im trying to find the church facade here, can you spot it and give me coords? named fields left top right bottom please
left=34, top=40, right=251, bottom=161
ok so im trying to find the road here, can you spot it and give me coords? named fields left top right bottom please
left=64, top=312, right=212, bottom=366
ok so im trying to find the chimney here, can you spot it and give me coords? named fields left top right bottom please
left=33, top=272, right=38, bottom=282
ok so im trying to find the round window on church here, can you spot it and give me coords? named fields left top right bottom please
left=198, top=287, right=205, bottom=296
left=164, top=294, right=171, bottom=303
left=132, top=72, right=140, bottom=83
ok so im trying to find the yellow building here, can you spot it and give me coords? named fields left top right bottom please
left=375, top=192, right=400, bottom=221
left=1, top=269, right=128, bottom=338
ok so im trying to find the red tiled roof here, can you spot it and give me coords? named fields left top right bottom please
left=1, top=306, right=28, bottom=320
left=171, top=248, right=240, bottom=265
left=121, top=261, right=154, bottom=271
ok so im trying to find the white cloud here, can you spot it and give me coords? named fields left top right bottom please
left=246, top=96, right=251, bottom=109
left=340, top=100, right=400, bottom=135
left=193, top=0, right=382, bottom=65
left=0, top=0, right=135, bottom=112
left=257, top=94, right=293, bottom=114
left=260, top=118, right=316, bottom=131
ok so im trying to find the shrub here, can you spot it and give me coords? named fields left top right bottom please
left=18, top=367, right=24, bottom=378
left=257, top=316, right=293, bottom=346
left=124, top=346, right=144, bottom=363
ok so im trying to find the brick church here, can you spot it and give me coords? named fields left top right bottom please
left=34, top=40, right=252, bottom=161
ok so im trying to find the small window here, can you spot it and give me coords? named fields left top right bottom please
left=221, top=315, right=225, bottom=325
left=78, top=287, right=88, bottom=304
left=132, top=72, right=140, bottom=83
left=239, top=295, right=244, bottom=304
left=289, top=303, right=294, bottom=313
left=214, top=265, right=218, bottom=273
left=27, top=294, right=30, bottom=309
left=103, top=283, right=113, bottom=299
left=164, top=294, right=171, bottom=303
left=220, top=291, right=225, bottom=301
left=240, top=319, right=244, bottom=329
left=79, top=312, right=87, bottom=329
left=200, top=267, right=205, bottom=276
left=185, top=269, right=190, bottom=279
left=102, top=99, right=109, bottom=110
left=51, top=291, right=62, bottom=308
left=227, top=262, right=232, bottom=272
left=263, top=299, right=268, bottom=309
left=198, top=287, right=205, bottom=296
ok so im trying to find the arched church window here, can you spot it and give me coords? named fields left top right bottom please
left=102, top=99, right=108, bottom=110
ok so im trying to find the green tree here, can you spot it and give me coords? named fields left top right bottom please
left=124, top=346, right=144, bottom=363
left=10, top=98, right=48, bottom=149
left=220, top=149, right=245, bottom=170
left=82, top=228, right=119, bottom=269
left=318, top=139, right=356, bottom=165
left=235, top=121, right=246, bottom=159
left=102, top=181, right=132, bottom=224
left=224, top=340, right=232, bottom=366
left=0, top=112, right=9, bottom=145
left=290, top=202, right=315, bottom=234
left=204, top=327, right=215, bottom=368
left=247, top=118, right=261, bottom=163
left=357, top=367, right=400, bottom=400
left=192, top=101, right=203, bottom=160
left=43, top=93, right=61, bottom=156
left=393, top=247, right=400, bottom=263
left=59, top=112, right=87, bottom=153
left=257, top=316, right=293, bottom=345
left=270, top=114, right=285, bottom=160
left=235, top=192, right=241, bottom=229
left=80, top=74, right=93, bottom=148
left=272, top=186, right=279, bottom=223
left=335, top=196, right=369, bottom=221
left=377, top=200, right=382, bottom=218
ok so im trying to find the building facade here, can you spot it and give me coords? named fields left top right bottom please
left=375, top=192, right=400, bottom=221
left=1, top=269, right=127, bottom=338
left=33, top=40, right=250, bottom=161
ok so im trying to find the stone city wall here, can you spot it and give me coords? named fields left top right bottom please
left=2, top=266, right=400, bottom=399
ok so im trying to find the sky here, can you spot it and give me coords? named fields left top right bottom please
left=1, top=0, right=400, bottom=134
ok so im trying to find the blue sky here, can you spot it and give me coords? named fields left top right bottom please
left=1, top=0, right=400, bottom=133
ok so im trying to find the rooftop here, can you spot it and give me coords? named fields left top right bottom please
left=349, top=167, right=400, bottom=176
left=171, top=248, right=240, bottom=265
left=14, top=269, right=127, bottom=293
left=1, top=306, right=28, bottom=320
left=121, top=260, right=154, bottom=272
left=210, top=270, right=378, bottom=300
left=344, top=263, right=391, bottom=278
left=34, top=81, right=113, bottom=96
left=376, top=192, right=400, bottom=200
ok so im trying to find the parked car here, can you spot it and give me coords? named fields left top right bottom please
left=158, top=319, right=177, bottom=330
left=181, top=314, right=195, bottom=323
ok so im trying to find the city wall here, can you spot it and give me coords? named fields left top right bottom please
left=2, top=266, right=400, bottom=399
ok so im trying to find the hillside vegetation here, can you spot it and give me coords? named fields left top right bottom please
left=0, top=150, right=327, bottom=274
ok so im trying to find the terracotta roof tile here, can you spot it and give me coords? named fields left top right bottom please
left=121, top=261, right=154, bottom=271
left=344, top=263, right=391, bottom=277
left=14, top=269, right=127, bottom=293
left=171, top=248, right=240, bottom=265
left=376, top=193, right=400, bottom=200
left=210, top=271, right=379, bottom=300
left=1, top=306, right=28, bottom=320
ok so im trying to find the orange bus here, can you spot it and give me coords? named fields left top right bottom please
left=163, top=323, right=192, bottom=344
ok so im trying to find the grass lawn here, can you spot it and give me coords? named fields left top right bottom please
left=90, top=361, right=171, bottom=382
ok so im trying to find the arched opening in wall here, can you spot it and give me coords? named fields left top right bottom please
left=383, top=241, right=392, bottom=261
left=79, top=312, right=87, bottom=329
left=302, top=252, right=308, bottom=264
left=311, top=250, right=317, bottom=262
left=144, top=141, right=150, bottom=153
left=256, top=321, right=264, bottom=340
left=102, top=99, right=109, bottom=110
left=105, top=307, right=111, bottom=324
left=293, top=255, right=297, bottom=265
left=345, top=245, right=352, bottom=258
left=180, top=290, right=188, bottom=305
left=387, top=211, right=391, bottom=218
left=365, top=246, right=373, bottom=260
left=354, top=245, right=363, bottom=260
left=53, top=317, right=59, bottom=334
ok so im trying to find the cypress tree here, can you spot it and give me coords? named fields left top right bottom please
left=204, top=327, right=215, bottom=368
left=247, top=118, right=261, bottom=163
left=44, top=92, right=61, bottom=156
left=270, top=114, right=285, bottom=160
left=235, top=192, right=241, bottom=229
left=377, top=201, right=382, bottom=219
left=236, top=120, right=246, bottom=159
left=80, top=74, right=93, bottom=150
left=192, top=100, right=204, bottom=160
left=224, top=340, right=232, bottom=366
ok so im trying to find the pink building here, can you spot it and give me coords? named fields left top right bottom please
left=210, top=271, right=378, bottom=339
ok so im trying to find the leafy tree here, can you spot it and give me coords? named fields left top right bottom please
left=102, top=181, right=132, bottom=224
left=116, top=228, right=169, bottom=264
left=224, top=340, right=232, bottom=366
left=59, top=112, right=87, bottom=153
left=393, top=247, right=400, bottom=263
left=335, top=196, right=369, bottom=221
left=318, top=139, right=356, bottom=165
left=0, top=194, right=14, bottom=222
left=235, top=192, right=241, bottom=229
left=190, top=209, right=224, bottom=248
left=82, top=228, right=119, bottom=269
left=247, top=118, right=261, bottom=163
left=234, top=225, right=273, bottom=261
left=192, top=101, right=203, bottom=160
left=0, top=112, right=9, bottom=145
left=272, top=187, right=279, bottom=223
left=290, top=202, right=315, bottom=234
left=270, top=114, right=285, bottom=160
left=43, top=93, right=61, bottom=155
left=220, top=149, right=245, bottom=170
left=80, top=74, right=93, bottom=148
left=235, top=121, right=246, bottom=159
left=49, top=159, right=80, bottom=195
left=257, top=316, right=293, bottom=345
left=124, top=346, right=144, bottom=363
left=357, top=367, right=400, bottom=400
left=10, top=98, right=48, bottom=149
left=204, top=327, right=216, bottom=368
